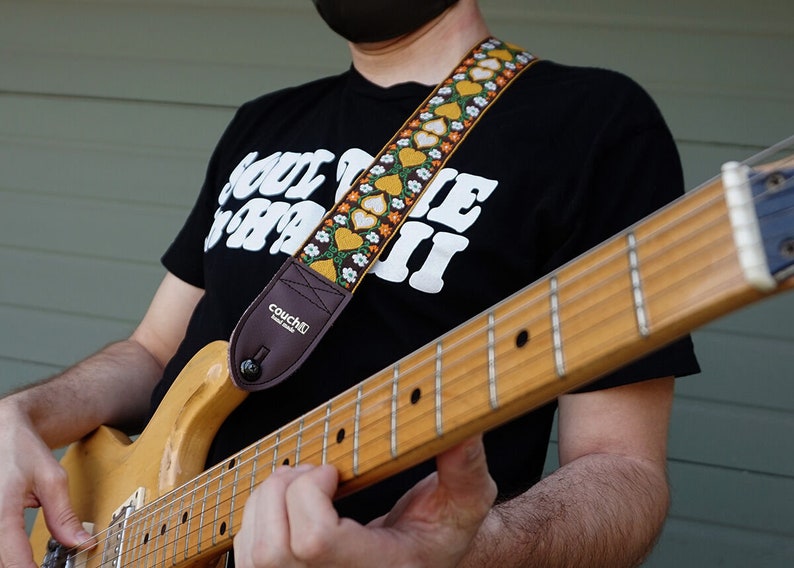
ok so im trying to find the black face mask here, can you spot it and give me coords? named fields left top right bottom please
left=312, top=0, right=460, bottom=43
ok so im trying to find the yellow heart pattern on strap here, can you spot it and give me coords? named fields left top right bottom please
left=397, top=148, right=426, bottom=168
left=489, top=49, right=514, bottom=61
left=455, top=80, right=482, bottom=96
left=435, top=102, right=462, bottom=120
left=335, top=227, right=364, bottom=250
left=375, top=174, right=405, bottom=195
left=310, top=259, right=337, bottom=281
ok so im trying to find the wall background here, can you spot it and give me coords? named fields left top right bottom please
left=1, top=1, right=792, bottom=565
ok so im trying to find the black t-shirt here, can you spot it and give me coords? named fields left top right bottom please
left=153, top=60, right=699, bottom=521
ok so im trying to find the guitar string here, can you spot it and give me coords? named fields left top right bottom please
left=66, top=203, right=751, bottom=564
left=96, top=250, right=749, bottom=567
left=62, top=156, right=793, bottom=562
left=58, top=158, right=788, bottom=560
left=63, top=160, right=794, bottom=564
left=60, top=141, right=794, bottom=558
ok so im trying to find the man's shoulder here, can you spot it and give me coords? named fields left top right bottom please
left=507, top=59, right=663, bottom=128
left=522, top=60, right=648, bottom=99
left=236, top=70, right=351, bottom=116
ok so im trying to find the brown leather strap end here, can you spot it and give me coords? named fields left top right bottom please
left=229, top=258, right=352, bottom=392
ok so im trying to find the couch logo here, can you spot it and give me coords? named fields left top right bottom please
left=268, top=303, right=310, bottom=335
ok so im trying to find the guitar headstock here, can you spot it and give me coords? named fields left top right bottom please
left=722, top=136, right=794, bottom=290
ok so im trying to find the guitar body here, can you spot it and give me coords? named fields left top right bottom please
left=30, top=341, right=247, bottom=567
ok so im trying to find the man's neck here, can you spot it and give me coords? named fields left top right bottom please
left=348, top=0, right=490, bottom=87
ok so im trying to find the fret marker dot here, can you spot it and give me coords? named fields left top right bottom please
left=516, top=330, right=530, bottom=348
left=220, top=521, right=227, bottom=536
left=228, top=458, right=236, bottom=469
left=336, top=428, right=346, bottom=444
left=144, top=533, right=149, bottom=544
left=182, top=512, right=188, bottom=524
left=160, top=524, right=167, bottom=536
left=282, top=458, right=290, bottom=466
left=410, top=388, right=421, bottom=404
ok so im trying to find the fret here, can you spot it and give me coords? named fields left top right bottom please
left=487, top=311, right=498, bottom=409
left=295, top=418, right=305, bottom=465
left=639, top=187, right=739, bottom=329
left=154, top=498, right=167, bottom=567
left=138, top=510, right=150, bottom=568
left=185, top=478, right=199, bottom=560
left=271, top=431, right=281, bottom=472
left=147, top=508, right=156, bottom=568
left=322, top=388, right=358, bottom=473
left=212, top=464, right=225, bottom=546
left=128, top=509, right=142, bottom=567
left=164, top=498, right=175, bottom=562
left=250, top=443, right=261, bottom=495
left=197, top=471, right=212, bottom=554
left=627, top=232, right=650, bottom=337
left=435, top=342, right=443, bottom=436
left=549, top=276, right=565, bottom=377
left=391, top=364, right=399, bottom=459
left=228, top=454, right=242, bottom=537
left=322, top=403, right=332, bottom=464
left=172, top=488, right=187, bottom=565
left=353, top=384, right=363, bottom=476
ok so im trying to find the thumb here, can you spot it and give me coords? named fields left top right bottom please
left=435, top=435, right=497, bottom=512
left=35, top=465, right=94, bottom=548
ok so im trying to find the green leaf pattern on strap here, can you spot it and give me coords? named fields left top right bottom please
left=299, top=38, right=536, bottom=290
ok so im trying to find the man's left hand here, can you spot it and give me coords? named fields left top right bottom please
left=234, top=434, right=496, bottom=568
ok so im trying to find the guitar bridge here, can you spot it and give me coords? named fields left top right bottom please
left=100, top=488, right=146, bottom=568
left=40, top=523, right=94, bottom=568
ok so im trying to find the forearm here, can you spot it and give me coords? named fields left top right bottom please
left=460, top=453, right=670, bottom=568
left=0, top=338, right=164, bottom=449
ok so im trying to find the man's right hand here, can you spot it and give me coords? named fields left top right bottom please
left=0, top=404, right=93, bottom=568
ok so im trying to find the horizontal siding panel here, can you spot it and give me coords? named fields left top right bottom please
left=669, top=398, right=794, bottom=476
left=486, top=0, right=792, bottom=33
left=1, top=2, right=346, bottom=105
left=667, top=460, right=794, bottom=535
left=0, top=136, right=209, bottom=208
left=653, top=91, right=792, bottom=150
left=681, top=331, right=794, bottom=412
left=0, top=305, right=134, bottom=368
left=646, top=517, right=794, bottom=567
left=0, top=359, right=62, bottom=395
left=4, top=4, right=791, bottom=148
left=1, top=51, right=326, bottom=107
left=0, top=191, right=185, bottom=263
left=703, top=295, right=794, bottom=342
left=0, top=94, right=232, bottom=154
left=0, top=249, right=163, bottom=322
left=677, top=142, right=759, bottom=193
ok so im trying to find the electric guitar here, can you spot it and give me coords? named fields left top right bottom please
left=30, top=139, right=794, bottom=568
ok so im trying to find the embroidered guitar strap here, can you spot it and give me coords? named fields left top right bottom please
left=229, top=38, right=538, bottom=391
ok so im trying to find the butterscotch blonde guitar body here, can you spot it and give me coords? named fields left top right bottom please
left=29, top=341, right=247, bottom=568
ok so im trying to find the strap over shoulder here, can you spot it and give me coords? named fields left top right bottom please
left=229, top=38, right=537, bottom=391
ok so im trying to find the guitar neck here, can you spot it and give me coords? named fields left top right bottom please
left=121, top=175, right=779, bottom=567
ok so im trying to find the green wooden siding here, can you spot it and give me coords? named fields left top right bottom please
left=2, top=1, right=792, bottom=565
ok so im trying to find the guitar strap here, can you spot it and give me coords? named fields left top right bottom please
left=229, top=37, right=538, bottom=392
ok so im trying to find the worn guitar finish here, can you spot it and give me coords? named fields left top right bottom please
left=30, top=140, right=794, bottom=567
